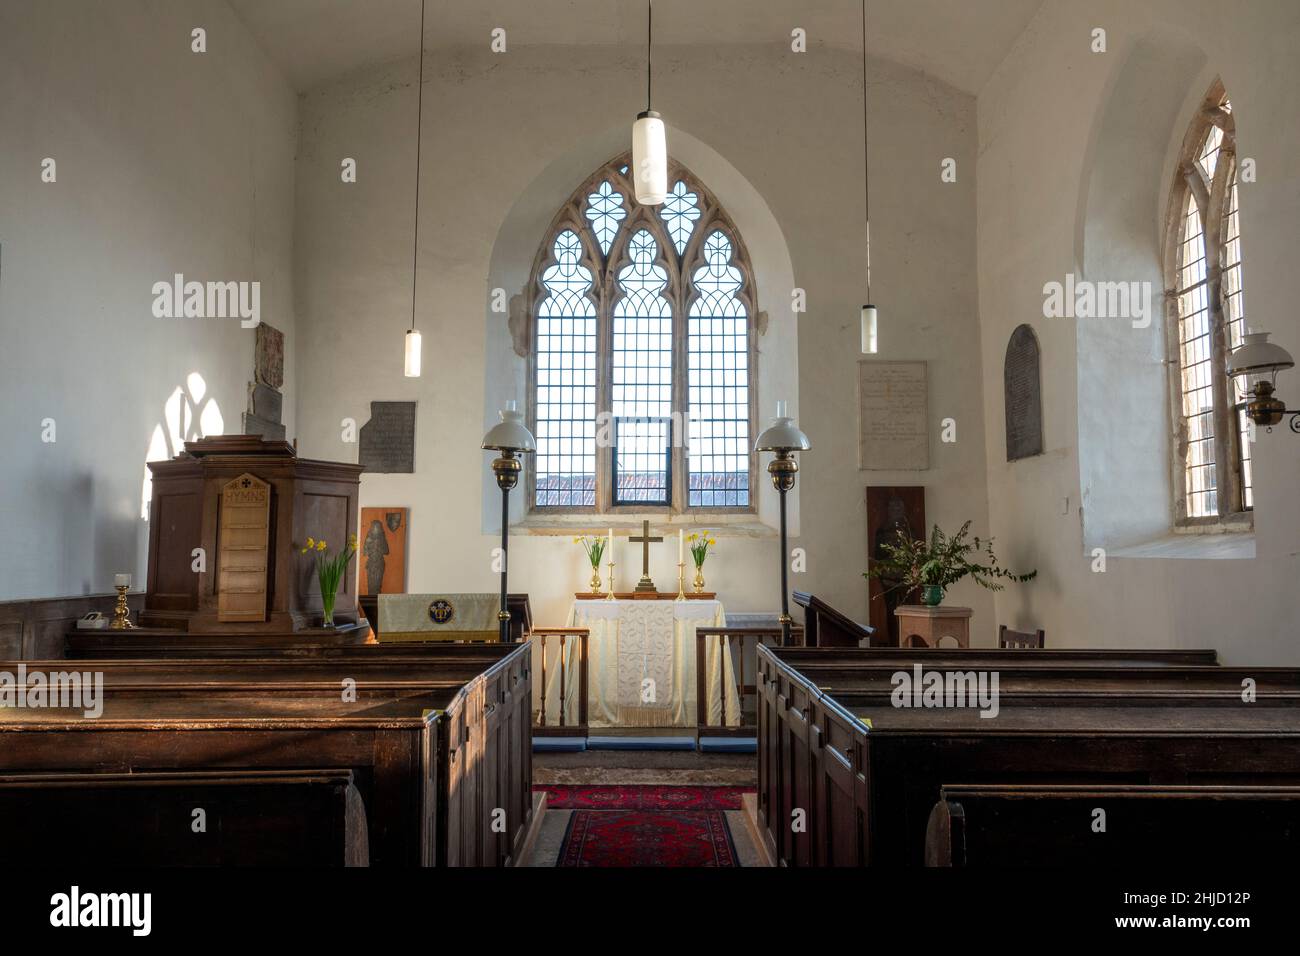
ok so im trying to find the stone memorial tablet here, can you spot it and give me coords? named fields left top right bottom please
left=359, top=401, right=417, bottom=474
left=255, top=324, right=285, bottom=389
left=1004, top=324, right=1044, bottom=461
left=858, top=361, right=929, bottom=470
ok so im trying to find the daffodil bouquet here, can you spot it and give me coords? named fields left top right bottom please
left=300, top=533, right=358, bottom=627
left=687, top=532, right=716, bottom=570
left=574, top=535, right=607, bottom=570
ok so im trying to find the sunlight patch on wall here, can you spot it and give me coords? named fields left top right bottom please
left=140, top=373, right=224, bottom=520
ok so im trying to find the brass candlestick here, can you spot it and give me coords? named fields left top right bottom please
left=605, top=561, right=617, bottom=601
left=675, top=562, right=686, bottom=601
left=110, top=585, right=136, bottom=630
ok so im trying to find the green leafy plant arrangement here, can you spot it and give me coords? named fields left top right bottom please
left=864, top=520, right=1035, bottom=606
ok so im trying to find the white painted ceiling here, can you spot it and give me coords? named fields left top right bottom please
left=228, top=0, right=1044, bottom=95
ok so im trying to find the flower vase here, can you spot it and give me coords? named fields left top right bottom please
left=921, top=585, right=944, bottom=607
left=693, top=566, right=706, bottom=594
left=589, top=567, right=603, bottom=596
left=321, top=584, right=337, bottom=628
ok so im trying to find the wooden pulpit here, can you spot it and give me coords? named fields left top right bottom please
left=142, top=436, right=363, bottom=633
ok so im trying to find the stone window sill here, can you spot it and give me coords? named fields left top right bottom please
left=515, top=512, right=777, bottom=538
left=1108, top=532, right=1256, bottom=560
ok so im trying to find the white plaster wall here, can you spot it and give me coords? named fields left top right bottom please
left=294, top=43, right=993, bottom=633
left=0, top=0, right=299, bottom=601
left=977, top=0, right=1300, bottom=663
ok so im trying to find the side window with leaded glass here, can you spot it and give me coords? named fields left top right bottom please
left=526, top=156, right=757, bottom=514
left=1165, top=80, right=1253, bottom=525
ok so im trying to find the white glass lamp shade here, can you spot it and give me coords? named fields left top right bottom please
left=404, top=329, right=422, bottom=378
left=755, top=401, right=811, bottom=453
left=1226, top=332, right=1294, bottom=384
left=861, top=304, right=878, bottom=354
left=482, top=404, right=536, bottom=453
left=632, top=111, right=668, bottom=205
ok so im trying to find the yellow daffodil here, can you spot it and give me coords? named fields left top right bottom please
left=305, top=537, right=315, bottom=549
left=317, top=540, right=328, bottom=552
left=300, top=547, right=309, bottom=555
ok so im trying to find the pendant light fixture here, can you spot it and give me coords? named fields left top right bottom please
left=403, top=0, right=427, bottom=377
left=859, top=0, right=878, bottom=354
left=632, top=0, right=667, bottom=205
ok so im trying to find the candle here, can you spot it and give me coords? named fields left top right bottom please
left=678, top=528, right=684, bottom=563
left=776, top=399, right=788, bottom=419
left=608, top=528, right=614, bottom=563
left=114, top=573, right=131, bottom=589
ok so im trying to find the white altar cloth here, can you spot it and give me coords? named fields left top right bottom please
left=537, top=599, right=740, bottom=729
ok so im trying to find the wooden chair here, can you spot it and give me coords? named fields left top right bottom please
left=998, top=624, right=1044, bottom=648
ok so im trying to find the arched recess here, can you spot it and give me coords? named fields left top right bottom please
left=1074, top=32, right=1207, bottom=550
left=481, top=125, right=798, bottom=534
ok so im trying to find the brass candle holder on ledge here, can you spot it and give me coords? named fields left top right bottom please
left=110, top=585, right=136, bottom=630
left=675, top=562, right=686, bottom=601
left=605, top=562, right=617, bottom=601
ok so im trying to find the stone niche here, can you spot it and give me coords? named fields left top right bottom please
left=143, top=436, right=363, bottom=633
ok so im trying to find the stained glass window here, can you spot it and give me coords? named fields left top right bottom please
left=534, top=230, right=597, bottom=506
left=529, top=156, right=756, bottom=512
left=1167, top=83, right=1252, bottom=522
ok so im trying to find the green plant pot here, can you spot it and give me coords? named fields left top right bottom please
left=921, top=585, right=945, bottom=607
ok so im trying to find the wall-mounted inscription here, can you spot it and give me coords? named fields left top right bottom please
left=358, top=401, right=417, bottom=473
left=1004, top=324, right=1044, bottom=461
left=217, top=472, right=270, bottom=623
left=858, top=361, right=929, bottom=470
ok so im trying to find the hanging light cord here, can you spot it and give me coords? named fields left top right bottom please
left=410, top=0, right=426, bottom=333
left=646, top=0, right=654, bottom=112
left=861, top=0, right=871, bottom=303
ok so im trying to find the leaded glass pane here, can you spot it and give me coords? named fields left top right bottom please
left=584, top=180, right=626, bottom=257
left=612, top=230, right=673, bottom=503
left=534, top=230, right=597, bottom=506
left=659, top=180, right=701, bottom=256
left=688, top=231, right=750, bottom=507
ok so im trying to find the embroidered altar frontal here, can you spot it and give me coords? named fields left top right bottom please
left=378, top=593, right=502, bottom=642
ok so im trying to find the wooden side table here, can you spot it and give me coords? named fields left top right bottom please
left=894, top=605, right=972, bottom=648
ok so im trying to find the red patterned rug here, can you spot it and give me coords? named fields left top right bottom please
left=541, top=786, right=749, bottom=867
left=538, top=784, right=748, bottom=811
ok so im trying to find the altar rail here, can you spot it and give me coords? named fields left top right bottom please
left=696, top=626, right=804, bottom=746
left=532, top=627, right=589, bottom=738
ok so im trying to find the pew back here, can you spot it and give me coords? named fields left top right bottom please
left=926, top=784, right=1300, bottom=866
left=0, top=769, right=368, bottom=866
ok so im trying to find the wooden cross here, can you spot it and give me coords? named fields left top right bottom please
left=629, top=519, right=663, bottom=593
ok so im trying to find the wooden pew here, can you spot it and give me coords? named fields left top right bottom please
left=1, top=641, right=534, bottom=867
left=755, top=645, right=1300, bottom=867
left=0, top=769, right=368, bottom=866
left=769, top=646, right=1220, bottom=667
left=925, top=784, right=1300, bottom=866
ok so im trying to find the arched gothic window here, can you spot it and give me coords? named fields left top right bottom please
left=1164, top=79, right=1252, bottom=523
left=527, top=155, right=757, bottom=513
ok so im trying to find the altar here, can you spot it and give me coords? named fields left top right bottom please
left=538, top=598, right=740, bottom=729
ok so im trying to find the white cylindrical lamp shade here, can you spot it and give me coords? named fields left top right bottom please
left=404, top=329, right=423, bottom=378
left=861, top=304, right=878, bottom=354
left=632, top=111, right=668, bottom=205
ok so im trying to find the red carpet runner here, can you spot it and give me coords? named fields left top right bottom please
left=539, top=785, right=748, bottom=867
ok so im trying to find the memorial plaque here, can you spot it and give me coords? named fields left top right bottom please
left=358, top=402, right=417, bottom=474
left=359, top=507, right=408, bottom=595
left=1004, top=324, right=1044, bottom=461
left=217, top=473, right=271, bottom=623
left=255, top=324, right=285, bottom=389
left=250, top=383, right=283, bottom=422
left=858, top=361, right=929, bottom=470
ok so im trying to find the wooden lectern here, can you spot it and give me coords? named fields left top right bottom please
left=142, top=436, right=363, bottom=633
left=792, top=592, right=876, bottom=647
